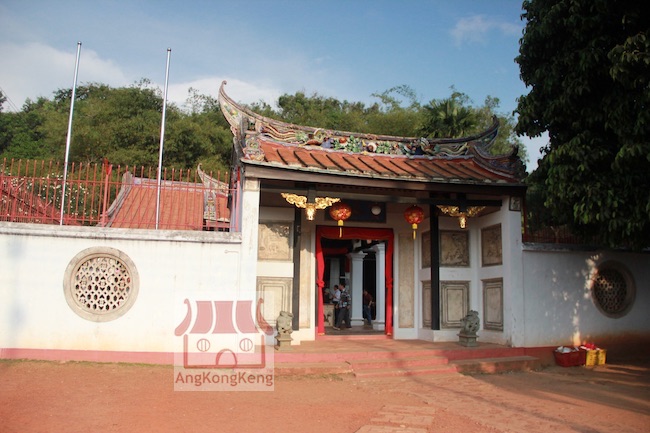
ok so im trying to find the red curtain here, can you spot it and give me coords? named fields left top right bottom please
left=316, top=226, right=394, bottom=336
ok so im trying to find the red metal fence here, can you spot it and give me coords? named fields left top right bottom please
left=2, top=159, right=596, bottom=245
left=0, top=159, right=236, bottom=232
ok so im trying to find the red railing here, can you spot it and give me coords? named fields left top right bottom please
left=0, top=159, right=236, bottom=232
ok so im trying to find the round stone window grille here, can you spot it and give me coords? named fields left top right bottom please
left=591, top=262, right=635, bottom=318
left=64, top=247, right=139, bottom=322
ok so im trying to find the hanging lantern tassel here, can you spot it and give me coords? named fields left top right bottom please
left=329, top=202, right=352, bottom=238
left=404, top=205, right=425, bottom=240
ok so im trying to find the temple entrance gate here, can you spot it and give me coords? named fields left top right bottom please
left=315, top=226, right=394, bottom=336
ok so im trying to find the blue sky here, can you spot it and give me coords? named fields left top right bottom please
left=0, top=0, right=547, bottom=169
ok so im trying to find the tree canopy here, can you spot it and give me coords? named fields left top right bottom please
left=0, top=81, right=233, bottom=174
left=515, top=0, right=650, bottom=249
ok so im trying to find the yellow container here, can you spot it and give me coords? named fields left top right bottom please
left=584, top=350, right=598, bottom=366
left=584, top=349, right=606, bottom=366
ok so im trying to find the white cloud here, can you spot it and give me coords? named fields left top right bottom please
left=0, top=41, right=284, bottom=113
left=0, top=42, right=127, bottom=110
left=451, top=15, right=521, bottom=47
left=166, top=77, right=282, bottom=110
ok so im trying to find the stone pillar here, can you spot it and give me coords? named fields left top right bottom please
left=240, top=178, right=260, bottom=302
left=348, top=251, right=366, bottom=326
left=371, top=243, right=386, bottom=331
left=398, top=232, right=415, bottom=329
left=330, top=258, right=340, bottom=288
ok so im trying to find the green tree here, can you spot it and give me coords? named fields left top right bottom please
left=515, top=0, right=650, bottom=249
left=420, top=90, right=527, bottom=163
left=0, top=81, right=234, bottom=174
left=420, top=91, right=477, bottom=139
left=0, top=97, right=52, bottom=159
left=367, top=85, right=425, bottom=137
left=475, top=96, right=526, bottom=161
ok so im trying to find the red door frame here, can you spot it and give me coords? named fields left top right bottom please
left=315, top=226, right=394, bottom=335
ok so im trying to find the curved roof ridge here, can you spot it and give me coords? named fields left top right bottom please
left=218, top=81, right=499, bottom=158
left=218, top=81, right=526, bottom=183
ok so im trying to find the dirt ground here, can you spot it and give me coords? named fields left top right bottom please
left=1, top=359, right=648, bottom=433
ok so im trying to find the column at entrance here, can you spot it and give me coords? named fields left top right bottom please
left=329, top=258, right=341, bottom=287
left=348, top=251, right=366, bottom=326
left=371, top=243, right=386, bottom=331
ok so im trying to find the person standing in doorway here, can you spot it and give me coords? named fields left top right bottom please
left=334, top=282, right=351, bottom=330
left=363, top=290, right=373, bottom=326
left=331, top=284, right=340, bottom=326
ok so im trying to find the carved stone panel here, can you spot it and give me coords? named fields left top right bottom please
left=256, top=276, right=292, bottom=326
left=440, top=281, right=469, bottom=329
left=422, top=280, right=432, bottom=328
left=258, top=222, right=292, bottom=261
left=481, top=224, right=502, bottom=266
left=483, top=278, right=504, bottom=331
left=398, top=233, right=415, bottom=328
left=440, top=230, right=470, bottom=267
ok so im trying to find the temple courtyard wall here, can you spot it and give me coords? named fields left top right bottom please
left=0, top=223, right=648, bottom=363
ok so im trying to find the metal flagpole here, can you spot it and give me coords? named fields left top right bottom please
left=155, top=48, right=171, bottom=230
left=60, top=41, right=82, bottom=225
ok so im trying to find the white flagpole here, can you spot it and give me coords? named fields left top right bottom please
left=60, top=41, right=82, bottom=225
left=155, top=48, right=171, bottom=230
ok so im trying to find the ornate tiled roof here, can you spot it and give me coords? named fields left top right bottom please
left=218, top=82, right=525, bottom=185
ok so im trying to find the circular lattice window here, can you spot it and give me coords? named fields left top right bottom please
left=63, top=247, right=139, bottom=322
left=591, top=262, right=635, bottom=318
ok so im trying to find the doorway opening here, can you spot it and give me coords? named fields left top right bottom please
left=315, top=226, right=394, bottom=336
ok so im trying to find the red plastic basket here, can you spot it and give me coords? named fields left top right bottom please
left=554, top=350, right=585, bottom=367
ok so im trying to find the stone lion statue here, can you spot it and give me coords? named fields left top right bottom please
left=460, top=310, right=480, bottom=335
left=276, top=311, right=293, bottom=335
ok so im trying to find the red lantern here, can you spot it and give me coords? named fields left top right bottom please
left=329, top=202, right=352, bottom=237
left=404, top=205, right=424, bottom=239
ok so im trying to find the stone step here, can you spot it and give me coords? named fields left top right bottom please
left=348, top=355, right=450, bottom=370
left=274, top=361, right=352, bottom=377
left=451, top=355, right=543, bottom=374
left=354, top=363, right=458, bottom=378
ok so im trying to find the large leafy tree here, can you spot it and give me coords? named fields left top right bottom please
left=250, top=91, right=372, bottom=133
left=366, top=85, right=425, bottom=137
left=0, top=97, right=53, bottom=159
left=0, top=81, right=233, bottom=174
left=420, top=91, right=477, bottom=139
left=421, top=90, right=526, bottom=162
left=516, top=0, right=650, bottom=249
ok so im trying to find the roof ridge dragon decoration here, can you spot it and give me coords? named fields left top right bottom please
left=218, top=81, right=525, bottom=179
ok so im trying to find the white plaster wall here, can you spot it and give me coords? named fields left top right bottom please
left=500, top=198, right=526, bottom=347
left=424, top=200, right=523, bottom=346
left=521, top=247, right=650, bottom=347
left=0, top=223, right=242, bottom=354
left=9, top=205, right=646, bottom=356
left=473, top=199, right=523, bottom=346
left=381, top=207, right=417, bottom=340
